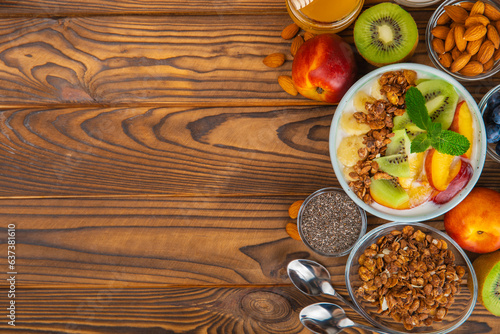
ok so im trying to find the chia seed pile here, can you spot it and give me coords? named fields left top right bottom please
left=300, top=191, right=362, bottom=255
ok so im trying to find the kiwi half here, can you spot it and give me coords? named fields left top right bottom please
left=471, top=250, right=500, bottom=316
left=353, top=3, right=418, bottom=67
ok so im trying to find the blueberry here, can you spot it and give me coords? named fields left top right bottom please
left=493, top=105, right=500, bottom=125
left=488, top=91, right=500, bottom=110
left=497, top=141, right=500, bottom=156
left=486, top=123, right=500, bottom=143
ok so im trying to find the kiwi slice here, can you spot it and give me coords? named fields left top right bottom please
left=393, top=79, right=459, bottom=135
left=374, top=154, right=410, bottom=178
left=417, top=79, right=459, bottom=130
left=369, top=178, right=409, bottom=209
left=353, top=3, right=419, bottom=66
left=386, top=129, right=411, bottom=156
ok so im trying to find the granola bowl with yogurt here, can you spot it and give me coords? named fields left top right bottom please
left=329, top=63, right=486, bottom=222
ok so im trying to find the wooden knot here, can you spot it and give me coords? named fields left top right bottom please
left=239, top=291, right=291, bottom=323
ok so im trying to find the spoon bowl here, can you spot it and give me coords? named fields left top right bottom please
left=300, top=303, right=390, bottom=334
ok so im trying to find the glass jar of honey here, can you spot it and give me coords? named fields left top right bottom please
left=285, top=0, right=364, bottom=34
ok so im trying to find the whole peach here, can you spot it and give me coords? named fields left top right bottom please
left=444, top=187, right=500, bottom=253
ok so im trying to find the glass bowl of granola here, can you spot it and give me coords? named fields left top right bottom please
left=345, top=222, right=477, bottom=333
left=329, top=63, right=486, bottom=222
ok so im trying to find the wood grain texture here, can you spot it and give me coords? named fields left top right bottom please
left=0, top=0, right=419, bottom=17
left=0, top=14, right=496, bottom=106
left=0, top=196, right=392, bottom=288
left=0, top=106, right=496, bottom=198
left=0, top=287, right=498, bottom=333
left=0, top=196, right=489, bottom=288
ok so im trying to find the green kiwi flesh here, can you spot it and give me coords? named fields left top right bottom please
left=369, top=178, right=409, bottom=208
left=386, top=129, right=411, bottom=156
left=417, top=79, right=458, bottom=130
left=472, top=250, right=500, bottom=316
left=374, top=154, right=410, bottom=178
left=393, top=79, right=459, bottom=137
left=353, top=3, right=418, bottom=66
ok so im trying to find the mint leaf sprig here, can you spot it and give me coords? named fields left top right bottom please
left=405, top=87, right=470, bottom=156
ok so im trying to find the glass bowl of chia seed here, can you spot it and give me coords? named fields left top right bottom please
left=297, top=187, right=367, bottom=257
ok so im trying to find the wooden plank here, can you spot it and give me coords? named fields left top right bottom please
left=0, top=287, right=498, bottom=333
left=0, top=0, right=410, bottom=17
left=0, top=105, right=496, bottom=198
left=0, top=14, right=496, bottom=106
left=0, top=195, right=386, bottom=287
left=0, top=196, right=490, bottom=288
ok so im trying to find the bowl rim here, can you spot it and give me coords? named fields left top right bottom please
left=394, top=0, right=443, bottom=8
left=425, top=0, right=500, bottom=82
left=345, top=221, right=478, bottom=334
left=479, top=83, right=500, bottom=164
left=329, top=63, right=487, bottom=222
left=297, top=187, right=368, bottom=257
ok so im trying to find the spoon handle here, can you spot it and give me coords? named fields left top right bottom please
left=331, top=292, right=364, bottom=317
left=354, top=323, right=392, bottom=334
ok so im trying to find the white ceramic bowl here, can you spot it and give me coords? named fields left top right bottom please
left=329, top=63, right=487, bottom=222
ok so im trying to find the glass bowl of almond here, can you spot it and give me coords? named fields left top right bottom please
left=426, top=0, right=500, bottom=81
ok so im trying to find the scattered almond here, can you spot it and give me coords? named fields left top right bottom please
left=487, top=24, right=500, bottom=48
left=432, top=38, right=446, bottom=54
left=439, top=52, right=453, bottom=68
left=432, top=25, right=451, bottom=39
left=484, top=3, right=500, bottom=21
left=281, top=23, right=299, bottom=40
left=470, top=1, right=485, bottom=15
left=445, top=26, right=457, bottom=51
left=288, top=199, right=304, bottom=219
left=278, top=75, right=298, bottom=96
left=291, top=35, right=304, bottom=56
left=467, top=36, right=484, bottom=55
left=445, top=5, right=469, bottom=24
left=286, top=222, right=301, bottom=241
left=455, top=24, right=467, bottom=51
left=263, top=53, right=285, bottom=68
left=437, top=12, right=452, bottom=25
left=303, top=31, right=315, bottom=41
left=477, top=39, right=495, bottom=63
left=459, top=60, right=484, bottom=76
left=451, top=52, right=472, bottom=72
left=464, top=23, right=488, bottom=41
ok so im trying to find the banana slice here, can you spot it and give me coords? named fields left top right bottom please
left=371, top=79, right=386, bottom=101
left=340, top=111, right=371, bottom=135
left=353, top=91, right=375, bottom=113
left=337, top=135, right=365, bottom=167
left=343, top=166, right=358, bottom=182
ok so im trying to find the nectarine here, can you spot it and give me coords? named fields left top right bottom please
left=444, top=187, right=500, bottom=253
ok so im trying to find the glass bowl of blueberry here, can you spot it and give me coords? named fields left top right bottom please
left=480, top=85, right=500, bottom=164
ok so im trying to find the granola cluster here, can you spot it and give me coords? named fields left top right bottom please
left=348, top=70, right=417, bottom=204
left=356, top=226, right=464, bottom=331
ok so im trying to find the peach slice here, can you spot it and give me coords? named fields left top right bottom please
left=449, top=100, right=474, bottom=159
left=398, top=152, right=425, bottom=189
left=398, top=181, right=435, bottom=210
left=424, top=148, right=461, bottom=191
left=433, top=160, right=473, bottom=204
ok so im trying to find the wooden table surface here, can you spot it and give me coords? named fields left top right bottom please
left=0, top=0, right=499, bottom=333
